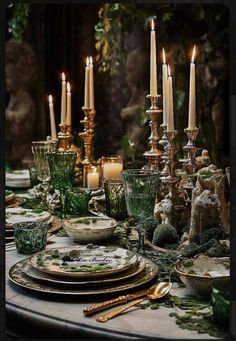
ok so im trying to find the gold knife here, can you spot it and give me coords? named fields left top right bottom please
left=83, top=288, right=149, bottom=316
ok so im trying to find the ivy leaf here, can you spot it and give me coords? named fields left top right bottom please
left=121, top=135, right=135, bottom=159
left=176, top=90, right=186, bottom=110
left=135, top=107, right=148, bottom=126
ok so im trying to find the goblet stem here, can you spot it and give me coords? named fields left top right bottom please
left=137, top=221, right=146, bottom=255
left=39, top=181, right=49, bottom=210
left=60, top=192, right=66, bottom=219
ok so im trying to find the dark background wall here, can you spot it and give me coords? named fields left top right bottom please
left=5, top=3, right=229, bottom=168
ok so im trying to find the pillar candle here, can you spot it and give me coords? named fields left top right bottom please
left=167, top=65, right=174, bottom=131
left=162, top=47, right=168, bottom=125
left=84, top=57, right=90, bottom=109
left=66, top=82, right=71, bottom=126
left=87, top=167, right=99, bottom=189
left=89, top=56, right=94, bottom=110
left=48, top=95, right=57, bottom=141
left=60, top=72, right=66, bottom=125
left=150, top=19, right=158, bottom=96
left=188, top=45, right=196, bottom=129
left=103, top=163, right=123, bottom=180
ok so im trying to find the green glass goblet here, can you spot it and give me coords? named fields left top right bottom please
left=47, top=151, right=77, bottom=219
left=122, top=169, right=160, bottom=254
left=31, top=140, right=57, bottom=208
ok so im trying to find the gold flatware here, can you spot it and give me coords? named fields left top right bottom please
left=83, top=288, right=150, bottom=316
left=96, top=281, right=172, bottom=322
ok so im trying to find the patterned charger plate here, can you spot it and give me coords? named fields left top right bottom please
left=22, top=257, right=145, bottom=286
left=8, top=257, right=158, bottom=296
left=29, top=245, right=138, bottom=278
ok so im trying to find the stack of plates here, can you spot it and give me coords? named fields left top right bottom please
left=6, top=169, right=31, bottom=188
left=8, top=245, right=158, bottom=295
left=5, top=190, right=26, bottom=208
left=5, top=190, right=16, bottom=204
left=5, top=208, right=53, bottom=243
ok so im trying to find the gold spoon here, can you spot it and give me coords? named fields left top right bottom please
left=96, top=281, right=172, bottom=322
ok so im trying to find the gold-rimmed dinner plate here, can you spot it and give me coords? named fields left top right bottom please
left=5, top=190, right=16, bottom=203
left=29, top=245, right=138, bottom=278
left=5, top=208, right=51, bottom=228
left=8, top=257, right=158, bottom=296
left=22, top=257, right=145, bottom=286
left=6, top=196, right=27, bottom=208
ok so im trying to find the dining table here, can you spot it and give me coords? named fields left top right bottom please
left=5, top=185, right=225, bottom=340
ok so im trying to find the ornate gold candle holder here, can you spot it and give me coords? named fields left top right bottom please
left=161, top=130, right=179, bottom=197
left=159, top=123, right=169, bottom=178
left=143, top=94, right=163, bottom=170
left=57, top=123, right=72, bottom=150
left=182, top=127, right=200, bottom=191
left=79, top=107, right=97, bottom=187
left=79, top=107, right=96, bottom=164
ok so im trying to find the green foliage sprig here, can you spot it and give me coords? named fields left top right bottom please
left=8, top=3, right=31, bottom=42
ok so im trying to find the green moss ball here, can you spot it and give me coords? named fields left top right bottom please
left=152, top=224, right=179, bottom=247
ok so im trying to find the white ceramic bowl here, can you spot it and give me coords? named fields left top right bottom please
left=175, top=256, right=230, bottom=295
left=63, top=216, right=117, bottom=243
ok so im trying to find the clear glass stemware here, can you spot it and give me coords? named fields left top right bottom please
left=122, top=169, right=160, bottom=253
left=31, top=140, right=57, bottom=208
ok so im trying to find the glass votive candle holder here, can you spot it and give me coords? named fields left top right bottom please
left=65, top=187, right=91, bottom=216
left=104, top=179, right=128, bottom=220
left=13, top=221, right=48, bottom=255
left=102, top=156, right=123, bottom=180
left=86, top=166, right=100, bottom=189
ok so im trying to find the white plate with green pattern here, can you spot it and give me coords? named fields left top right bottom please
left=29, top=245, right=138, bottom=278
left=9, top=257, right=157, bottom=296
left=22, top=257, right=145, bottom=286
left=6, top=208, right=51, bottom=228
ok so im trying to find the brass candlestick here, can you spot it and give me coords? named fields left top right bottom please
left=79, top=107, right=96, bottom=164
left=159, top=123, right=169, bottom=178
left=158, top=130, right=189, bottom=234
left=182, top=127, right=199, bottom=191
left=143, top=94, right=163, bottom=170
left=57, top=123, right=72, bottom=150
left=79, top=107, right=96, bottom=187
left=161, top=130, right=179, bottom=197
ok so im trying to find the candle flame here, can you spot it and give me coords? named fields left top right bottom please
left=167, top=64, right=171, bottom=77
left=93, top=167, right=97, bottom=173
left=89, top=56, right=93, bottom=65
left=86, top=56, right=90, bottom=66
left=151, top=19, right=155, bottom=30
left=67, top=82, right=71, bottom=92
left=162, top=47, right=166, bottom=64
left=191, top=45, right=196, bottom=63
left=49, top=95, right=53, bottom=103
left=62, top=72, right=66, bottom=81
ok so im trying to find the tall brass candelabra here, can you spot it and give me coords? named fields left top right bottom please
left=57, top=123, right=72, bottom=150
left=143, top=94, right=163, bottom=170
left=182, top=127, right=199, bottom=188
left=79, top=107, right=96, bottom=187
left=161, top=130, right=179, bottom=197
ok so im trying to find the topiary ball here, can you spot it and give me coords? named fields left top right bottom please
left=152, top=223, right=179, bottom=247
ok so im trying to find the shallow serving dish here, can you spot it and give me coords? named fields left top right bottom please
left=63, top=216, right=117, bottom=242
left=175, top=256, right=230, bottom=295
